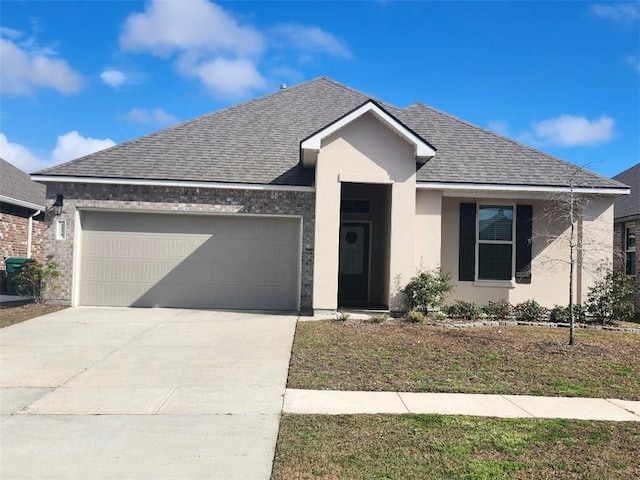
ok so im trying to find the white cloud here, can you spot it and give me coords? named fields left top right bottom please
left=124, top=107, right=178, bottom=126
left=626, top=55, right=640, bottom=74
left=194, top=58, right=266, bottom=97
left=0, top=131, right=116, bottom=172
left=100, top=69, right=127, bottom=88
left=0, top=37, right=82, bottom=95
left=119, top=0, right=266, bottom=98
left=118, top=1, right=350, bottom=98
left=589, top=3, right=640, bottom=24
left=120, top=0, right=264, bottom=58
left=273, top=24, right=352, bottom=58
left=532, top=114, right=615, bottom=147
left=51, top=131, right=116, bottom=163
left=0, top=133, right=48, bottom=173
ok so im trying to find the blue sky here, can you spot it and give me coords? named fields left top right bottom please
left=1, top=0, right=638, bottom=178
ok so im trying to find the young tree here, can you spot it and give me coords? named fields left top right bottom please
left=535, top=165, right=618, bottom=345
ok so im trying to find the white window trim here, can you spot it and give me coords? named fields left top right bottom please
left=475, top=203, right=516, bottom=282
left=625, top=223, right=636, bottom=275
left=55, top=219, right=67, bottom=241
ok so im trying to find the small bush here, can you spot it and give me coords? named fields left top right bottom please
left=444, top=300, right=481, bottom=320
left=335, top=310, right=351, bottom=321
left=483, top=299, right=512, bottom=320
left=586, top=266, right=638, bottom=325
left=13, top=255, right=60, bottom=304
left=431, top=311, right=447, bottom=321
left=406, top=309, right=427, bottom=323
left=513, top=300, right=547, bottom=322
left=402, top=268, right=453, bottom=313
left=549, top=304, right=587, bottom=324
left=368, top=313, right=389, bottom=324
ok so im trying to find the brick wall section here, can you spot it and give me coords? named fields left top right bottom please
left=0, top=212, right=45, bottom=270
left=44, top=183, right=316, bottom=311
left=614, top=219, right=640, bottom=317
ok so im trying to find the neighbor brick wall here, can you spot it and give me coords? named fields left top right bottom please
left=0, top=210, right=45, bottom=270
left=614, top=219, right=640, bottom=318
left=44, top=182, right=316, bottom=311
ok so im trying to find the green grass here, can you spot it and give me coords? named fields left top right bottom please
left=288, top=321, right=640, bottom=399
left=272, top=414, right=640, bottom=479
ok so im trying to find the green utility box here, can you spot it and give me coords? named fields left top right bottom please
left=4, top=257, right=28, bottom=295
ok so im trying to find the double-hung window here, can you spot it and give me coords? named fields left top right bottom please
left=626, top=224, right=636, bottom=276
left=477, top=205, right=514, bottom=281
left=459, top=202, right=532, bottom=284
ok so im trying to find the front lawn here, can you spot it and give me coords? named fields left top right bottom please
left=288, top=321, right=640, bottom=400
left=272, top=414, right=640, bottom=479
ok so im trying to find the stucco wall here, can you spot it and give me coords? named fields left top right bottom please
left=415, top=190, right=442, bottom=271
left=313, top=112, right=417, bottom=311
left=440, top=195, right=616, bottom=308
left=43, top=183, right=315, bottom=311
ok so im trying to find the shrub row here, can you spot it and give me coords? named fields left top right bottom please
left=402, top=265, right=638, bottom=325
left=441, top=299, right=590, bottom=323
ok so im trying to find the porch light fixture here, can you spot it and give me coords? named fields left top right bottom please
left=53, top=194, right=64, bottom=216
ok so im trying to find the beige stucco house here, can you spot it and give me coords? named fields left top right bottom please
left=31, top=77, right=629, bottom=313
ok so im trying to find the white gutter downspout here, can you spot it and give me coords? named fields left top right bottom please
left=27, top=210, right=41, bottom=258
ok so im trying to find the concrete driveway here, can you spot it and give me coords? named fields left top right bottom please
left=0, top=307, right=298, bottom=479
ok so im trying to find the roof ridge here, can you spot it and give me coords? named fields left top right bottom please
left=408, top=102, right=625, bottom=188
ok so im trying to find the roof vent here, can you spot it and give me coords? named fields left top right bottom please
left=280, top=83, right=287, bottom=90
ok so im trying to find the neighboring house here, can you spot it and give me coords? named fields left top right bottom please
left=31, top=77, right=628, bottom=313
left=613, top=163, right=638, bottom=278
left=0, top=158, right=46, bottom=290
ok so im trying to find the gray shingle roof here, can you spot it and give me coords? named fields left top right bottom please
left=0, top=158, right=46, bottom=209
left=613, top=163, right=639, bottom=220
left=36, top=77, right=626, bottom=190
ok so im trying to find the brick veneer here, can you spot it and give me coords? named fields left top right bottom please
left=44, top=182, right=316, bottom=311
left=0, top=211, right=45, bottom=270
left=614, top=219, right=640, bottom=316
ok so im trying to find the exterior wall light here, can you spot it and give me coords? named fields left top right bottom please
left=53, top=194, right=64, bottom=216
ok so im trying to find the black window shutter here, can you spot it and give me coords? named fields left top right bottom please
left=459, top=203, right=476, bottom=281
left=515, top=205, right=533, bottom=284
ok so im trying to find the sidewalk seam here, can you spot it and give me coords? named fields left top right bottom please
left=500, top=395, right=536, bottom=418
left=396, top=392, right=411, bottom=414
left=604, top=399, right=640, bottom=420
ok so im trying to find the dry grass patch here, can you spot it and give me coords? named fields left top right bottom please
left=0, top=303, right=67, bottom=328
left=288, top=321, right=640, bottom=400
left=272, top=414, right=640, bottom=479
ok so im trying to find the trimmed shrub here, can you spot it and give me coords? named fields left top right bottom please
left=13, top=255, right=60, bottom=304
left=483, top=299, right=512, bottom=320
left=586, top=266, right=638, bottom=324
left=402, top=268, right=453, bottom=313
left=549, top=304, right=587, bottom=324
left=513, top=300, right=547, bottom=322
left=368, top=313, right=389, bottom=324
left=406, top=309, right=427, bottom=323
left=444, top=300, right=481, bottom=321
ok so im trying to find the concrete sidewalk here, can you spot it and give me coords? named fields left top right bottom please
left=284, top=389, right=640, bottom=422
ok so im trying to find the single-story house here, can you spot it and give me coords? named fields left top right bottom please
left=613, top=163, right=638, bottom=277
left=0, top=158, right=46, bottom=291
left=32, top=77, right=629, bottom=313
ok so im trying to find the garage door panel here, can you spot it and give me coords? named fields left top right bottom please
left=79, top=212, right=300, bottom=310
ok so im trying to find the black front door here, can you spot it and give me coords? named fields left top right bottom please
left=338, top=222, right=370, bottom=305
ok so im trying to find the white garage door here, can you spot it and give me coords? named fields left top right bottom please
left=79, top=211, right=300, bottom=310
